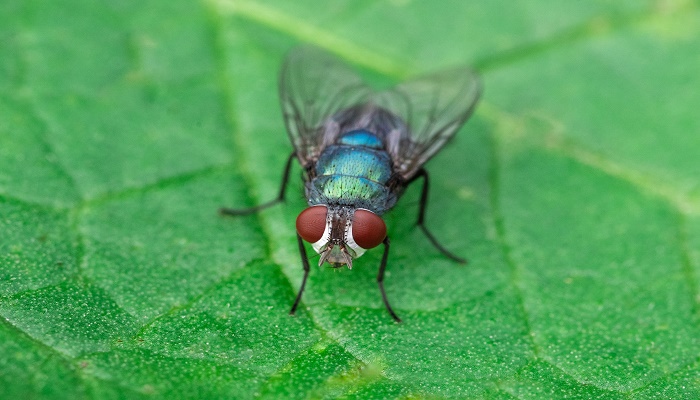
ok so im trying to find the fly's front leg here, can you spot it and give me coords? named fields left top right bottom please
left=408, top=168, right=467, bottom=264
left=377, top=237, right=401, bottom=322
left=219, top=152, right=296, bottom=216
left=290, top=233, right=311, bottom=315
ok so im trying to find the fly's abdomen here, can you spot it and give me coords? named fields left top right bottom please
left=307, top=131, right=395, bottom=213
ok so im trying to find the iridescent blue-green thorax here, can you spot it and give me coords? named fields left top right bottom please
left=306, top=130, right=398, bottom=214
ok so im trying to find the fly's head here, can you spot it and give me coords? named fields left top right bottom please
left=296, top=205, right=386, bottom=269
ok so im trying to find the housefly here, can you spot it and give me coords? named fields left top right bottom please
left=221, top=47, right=481, bottom=322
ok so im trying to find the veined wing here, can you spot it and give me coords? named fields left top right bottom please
left=372, top=67, right=482, bottom=179
left=279, top=46, right=372, bottom=167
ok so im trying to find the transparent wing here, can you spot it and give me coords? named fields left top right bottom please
left=372, top=67, right=482, bottom=179
left=279, top=46, right=372, bottom=167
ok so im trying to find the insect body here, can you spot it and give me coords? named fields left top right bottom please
left=300, top=128, right=394, bottom=266
left=221, top=47, right=481, bottom=322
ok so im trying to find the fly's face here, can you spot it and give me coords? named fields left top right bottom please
left=296, top=205, right=386, bottom=269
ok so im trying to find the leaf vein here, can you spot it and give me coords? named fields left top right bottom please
left=207, top=0, right=410, bottom=77
left=488, top=121, right=541, bottom=358
left=476, top=1, right=700, bottom=73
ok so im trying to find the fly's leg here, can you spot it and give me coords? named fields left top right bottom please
left=408, top=168, right=467, bottom=264
left=290, top=233, right=311, bottom=315
left=377, top=237, right=401, bottom=322
left=219, top=152, right=296, bottom=216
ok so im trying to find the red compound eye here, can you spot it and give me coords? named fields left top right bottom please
left=296, top=206, right=328, bottom=243
left=351, top=209, right=386, bottom=249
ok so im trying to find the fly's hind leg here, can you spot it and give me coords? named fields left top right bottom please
left=408, top=168, right=467, bottom=264
left=219, top=152, right=296, bottom=216
left=377, top=237, right=401, bottom=322
left=290, top=233, right=311, bottom=315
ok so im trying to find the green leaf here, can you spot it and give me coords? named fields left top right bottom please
left=2, top=0, right=699, bottom=398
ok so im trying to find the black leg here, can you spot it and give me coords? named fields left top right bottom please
left=408, top=168, right=467, bottom=264
left=290, top=233, right=311, bottom=315
left=377, top=237, right=401, bottom=323
left=219, top=152, right=296, bottom=216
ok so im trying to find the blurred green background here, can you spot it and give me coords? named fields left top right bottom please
left=1, top=0, right=700, bottom=399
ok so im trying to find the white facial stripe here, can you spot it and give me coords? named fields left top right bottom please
left=345, top=223, right=367, bottom=257
left=311, top=216, right=331, bottom=254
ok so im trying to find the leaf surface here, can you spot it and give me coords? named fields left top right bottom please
left=2, top=0, right=699, bottom=398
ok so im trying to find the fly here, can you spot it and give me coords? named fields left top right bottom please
left=221, top=47, right=481, bottom=322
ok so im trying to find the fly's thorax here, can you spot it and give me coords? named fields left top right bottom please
left=306, top=175, right=393, bottom=213
left=295, top=205, right=387, bottom=268
left=307, top=132, right=397, bottom=213
left=315, top=142, right=392, bottom=183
